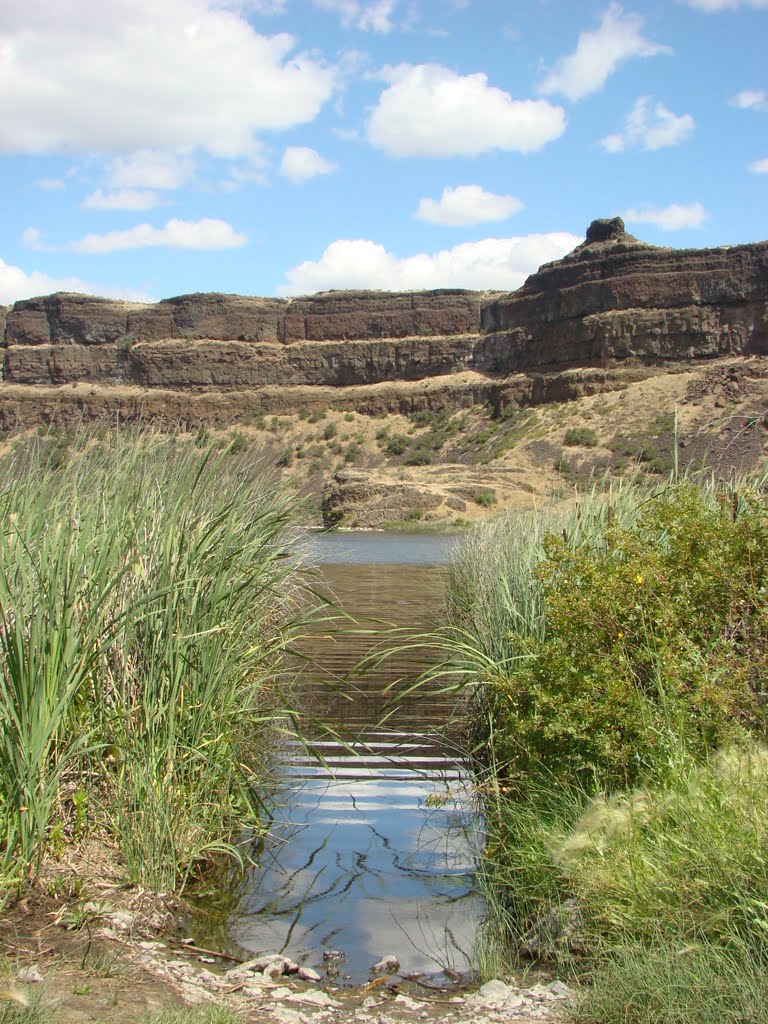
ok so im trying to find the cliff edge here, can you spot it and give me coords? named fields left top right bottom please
left=0, top=219, right=766, bottom=427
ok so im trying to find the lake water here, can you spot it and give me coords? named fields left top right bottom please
left=228, top=532, right=483, bottom=984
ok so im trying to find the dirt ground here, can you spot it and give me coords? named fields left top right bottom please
left=0, top=883, right=571, bottom=1024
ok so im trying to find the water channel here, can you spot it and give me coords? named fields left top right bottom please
left=229, top=532, right=483, bottom=984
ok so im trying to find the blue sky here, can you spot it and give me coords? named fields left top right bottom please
left=1, top=0, right=766, bottom=305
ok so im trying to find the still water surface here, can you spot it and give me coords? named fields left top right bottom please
left=230, top=532, right=482, bottom=983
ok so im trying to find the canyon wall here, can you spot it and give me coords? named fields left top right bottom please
left=2, top=220, right=767, bottom=412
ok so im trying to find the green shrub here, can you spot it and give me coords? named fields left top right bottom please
left=563, top=426, right=598, bottom=447
left=385, top=435, right=409, bottom=456
left=343, top=442, right=362, bottom=464
left=474, top=490, right=497, bottom=508
left=227, top=431, right=248, bottom=455
left=322, top=421, right=338, bottom=441
left=486, top=485, right=768, bottom=790
left=404, top=448, right=432, bottom=466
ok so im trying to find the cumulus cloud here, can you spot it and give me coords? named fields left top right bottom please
left=69, top=218, right=247, bottom=253
left=0, top=0, right=336, bottom=158
left=684, top=0, right=768, bottom=10
left=82, top=188, right=163, bottom=211
left=367, top=64, right=566, bottom=158
left=0, top=257, right=154, bottom=306
left=749, top=156, right=768, bottom=173
left=601, top=96, right=694, bottom=152
left=623, top=202, right=709, bottom=230
left=539, top=4, right=671, bottom=102
left=279, top=146, right=338, bottom=182
left=106, top=151, right=196, bottom=191
left=313, top=0, right=398, bottom=32
left=414, top=185, right=524, bottom=227
left=731, top=89, right=768, bottom=110
left=278, top=232, right=580, bottom=294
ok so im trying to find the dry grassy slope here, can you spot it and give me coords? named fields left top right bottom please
left=2, top=357, right=765, bottom=528
left=192, top=357, right=768, bottom=527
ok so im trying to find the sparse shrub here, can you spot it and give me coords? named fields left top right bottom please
left=322, top=421, right=338, bottom=441
left=344, top=412, right=354, bottom=422
left=405, top=448, right=432, bottom=466
left=308, top=409, right=327, bottom=423
left=474, top=490, right=497, bottom=508
left=564, top=426, right=598, bottom=447
left=227, top=431, right=248, bottom=455
left=385, top=435, right=409, bottom=456
left=343, top=443, right=361, bottom=464
left=298, top=406, right=309, bottom=421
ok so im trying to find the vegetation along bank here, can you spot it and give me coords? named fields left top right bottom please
left=0, top=429, right=316, bottom=900
left=432, top=472, right=768, bottom=1023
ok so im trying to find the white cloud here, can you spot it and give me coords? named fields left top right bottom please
left=414, top=185, right=524, bottom=227
left=730, top=89, right=768, bottom=111
left=601, top=96, right=694, bottom=152
left=36, top=178, right=65, bottom=190
left=219, top=0, right=288, bottom=12
left=684, top=0, right=768, bottom=10
left=21, top=227, right=49, bottom=251
left=367, top=64, right=566, bottom=158
left=106, top=150, right=196, bottom=190
left=69, top=218, right=247, bottom=253
left=313, top=0, right=398, bottom=32
left=0, top=0, right=336, bottom=159
left=749, top=156, right=768, bottom=173
left=279, top=146, right=338, bottom=182
left=82, top=188, right=163, bottom=211
left=623, top=202, right=709, bottom=230
left=539, top=4, right=671, bottom=102
left=0, top=257, right=154, bottom=306
left=278, top=233, right=580, bottom=294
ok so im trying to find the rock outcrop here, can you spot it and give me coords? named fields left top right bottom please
left=2, top=220, right=767, bottom=423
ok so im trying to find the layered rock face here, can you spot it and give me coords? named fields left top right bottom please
left=481, top=219, right=768, bottom=370
left=2, top=220, right=767, bottom=399
left=1, top=291, right=486, bottom=387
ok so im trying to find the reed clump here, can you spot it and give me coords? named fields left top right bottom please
left=436, top=473, right=768, bottom=1023
left=0, top=429, right=313, bottom=894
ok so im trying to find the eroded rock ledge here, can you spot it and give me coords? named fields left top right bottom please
left=1, top=220, right=767, bottom=422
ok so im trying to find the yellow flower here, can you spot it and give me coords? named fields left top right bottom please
left=635, top=574, right=644, bottom=585
left=618, top=631, right=624, bottom=639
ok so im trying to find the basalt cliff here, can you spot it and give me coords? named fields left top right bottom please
left=2, top=218, right=767, bottom=427
left=2, top=219, right=767, bottom=525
